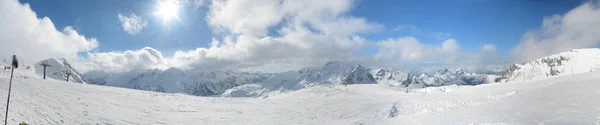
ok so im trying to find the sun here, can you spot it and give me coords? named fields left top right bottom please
left=155, top=0, right=179, bottom=22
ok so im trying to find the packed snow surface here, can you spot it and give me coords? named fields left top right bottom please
left=2, top=68, right=600, bottom=124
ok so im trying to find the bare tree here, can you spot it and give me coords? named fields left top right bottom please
left=40, top=61, right=51, bottom=79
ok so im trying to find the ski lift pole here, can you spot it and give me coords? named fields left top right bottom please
left=5, top=55, right=17, bottom=125
left=4, top=66, right=13, bottom=125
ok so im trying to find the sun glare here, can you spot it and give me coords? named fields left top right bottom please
left=155, top=0, right=179, bottom=22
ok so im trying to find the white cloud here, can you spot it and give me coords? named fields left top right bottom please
left=374, top=37, right=507, bottom=73
left=207, top=0, right=284, bottom=36
left=1, top=0, right=509, bottom=73
left=85, top=47, right=167, bottom=72
left=375, top=37, right=460, bottom=62
left=483, top=44, right=497, bottom=52
left=0, top=0, right=98, bottom=64
left=81, top=0, right=381, bottom=73
left=118, top=13, right=148, bottom=35
left=512, top=2, right=600, bottom=62
left=441, top=39, right=461, bottom=53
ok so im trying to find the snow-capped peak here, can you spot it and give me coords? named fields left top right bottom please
left=322, top=61, right=357, bottom=74
left=454, top=68, right=469, bottom=75
left=438, top=68, right=451, bottom=74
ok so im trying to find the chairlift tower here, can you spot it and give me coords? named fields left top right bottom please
left=40, top=61, right=52, bottom=79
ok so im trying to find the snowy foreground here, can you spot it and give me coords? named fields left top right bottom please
left=1, top=71, right=600, bottom=125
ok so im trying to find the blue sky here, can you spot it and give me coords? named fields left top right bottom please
left=21, top=0, right=583, bottom=56
left=351, top=0, right=583, bottom=54
left=4, top=0, right=600, bottom=73
left=21, top=0, right=213, bottom=55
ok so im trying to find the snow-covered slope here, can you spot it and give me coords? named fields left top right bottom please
left=3, top=66, right=600, bottom=124
left=33, top=58, right=86, bottom=83
left=84, top=68, right=271, bottom=96
left=499, top=48, right=600, bottom=82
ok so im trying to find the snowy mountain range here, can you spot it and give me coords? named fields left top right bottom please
left=3, top=50, right=600, bottom=124
left=3, top=56, right=499, bottom=98
left=371, top=68, right=491, bottom=88
left=12, top=48, right=600, bottom=98
left=22, top=48, right=592, bottom=98
left=84, top=68, right=271, bottom=96
left=221, top=62, right=493, bottom=97
left=221, top=61, right=379, bottom=97
left=498, top=48, right=600, bottom=82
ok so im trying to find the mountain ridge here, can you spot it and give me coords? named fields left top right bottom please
left=499, top=48, right=600, bottom=82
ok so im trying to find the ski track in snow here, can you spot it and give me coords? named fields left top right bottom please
left=1, top=70, right=600, bottom=124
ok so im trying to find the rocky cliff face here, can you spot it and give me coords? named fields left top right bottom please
left=343, top=65, right=377, bottom=84
left=370, top=69, right=409, bottom=86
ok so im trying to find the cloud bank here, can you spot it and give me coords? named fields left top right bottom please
left=85, top=0, right=380, bottom=72
left=0, top=0, right=98, bottom=64
left=512, top=2, right=600, bottom=62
